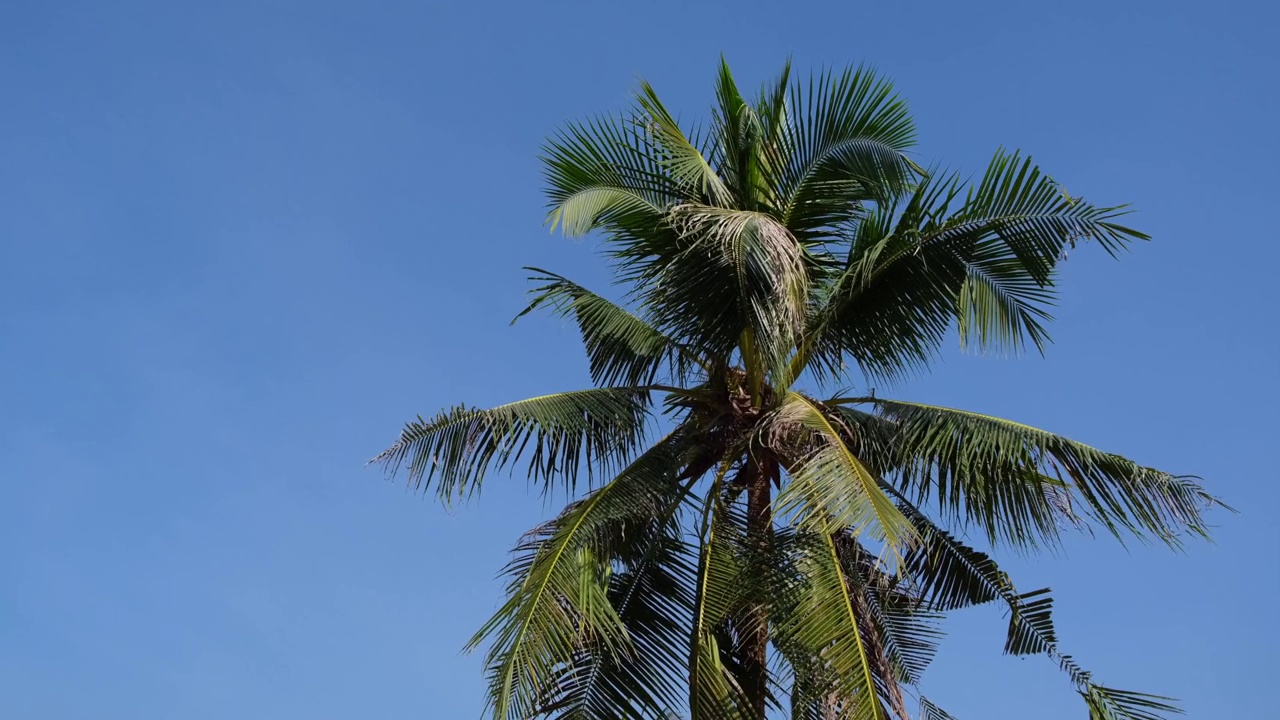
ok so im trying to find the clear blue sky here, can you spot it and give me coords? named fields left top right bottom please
left=1, top=1, right=1276, bottom=717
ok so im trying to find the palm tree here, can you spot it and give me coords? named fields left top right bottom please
left=373, top=60, right=1223, bottom=720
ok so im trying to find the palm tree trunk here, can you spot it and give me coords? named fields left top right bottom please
left=743, top=459, right=775, bottom=718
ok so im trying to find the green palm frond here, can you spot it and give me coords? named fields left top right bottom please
left=955, top=240, right=1056, bottom=355
left=371, top=387, right=653, bottom=501
left=862, top=397, right=1221, bottom=547
left=778, top=65, right=919, bottom=240
left=751, top=57, right=793, bottom=216
left=550, top=184, right=666, bottom=239
left=900, top=510, right=1014, bottom=614
left=515, top=268, right=707, bottom=386
left=894, top=495, right=1181, bottom=720
left=779, top=530, right=938, bottom=720
left=773, top=527, right=888, bottom=720
left=543, top=114, right=677, bottom=238
left=477, top=528, right=625, bottom=720
left=1083, top=686, right=1183, bottom=720
left=536, top=476, right=700, bottom=720
left=710, top=58, right=761, bottom=210
left=689, top=470, right=754, bottom=720
left=919, top=697, right=961, bottom=720
left=833, top=535, right=935, bottom=720
left=773, top=392, right=917, bottom=556
left=636, top=79, right=733, bottom=207
left=661, top=203, right=809, bottom=381
left=835, top=538, right=942, bottom=687
left=960, top=149, right=1146, bottom=264
left=799, top=150, right=1149, bottom=382
left=469, top=434, right=692, bottom=720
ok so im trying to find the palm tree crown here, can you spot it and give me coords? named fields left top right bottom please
left=374, top=60, right=1223, bottom=720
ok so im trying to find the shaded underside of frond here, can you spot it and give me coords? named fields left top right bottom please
left=516, top=268, right=705, bottom=386
left=372, top=387, right=654, bottom=501
left=895, top=494, right=1185, bottom=720
left=865, top=397, right=1219, bottom=548
left=800, top=150, right=1149, bottom=383
left=470, top=433, right=698, bottom=720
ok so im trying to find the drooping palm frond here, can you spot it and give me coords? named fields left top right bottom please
left=899, top=509, right=1015, bottom=614
left=1082, top=685, right=1184, bottom=720
left=772, top=526, right=889, bottom=720
left=468, top=434, right=694, bottom=720
left=861, top=397, right=1221, bottom=548
left=834, top=537, right=942, bottom=687
left=774, top=520, right=939, bottom=720
left=536, top=477, right=700, bottom=720
left=833, top=535, right=937, bottom=720
left=688, top=470, right=755, bottom=720
left=371, top=387, right=654, bottom=501
left=659, top=204, right=810, bottom=383
left=918, top=697, right=960, bottom=720
left=515, top=268, right=707, bottom=386
left=894, top=495, right=1183, bottom=720
left=543, top=113, right=676, bottom=239
left=954, top=239, right=1057, bottom=356
left=773, top=392, right=917, bottom=555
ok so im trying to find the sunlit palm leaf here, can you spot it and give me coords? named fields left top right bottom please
left=835, top=537, right=942, bottom=688
left=543, top=114, right=681, bottom=237
left=774, top=392, right=918, bottom=555
left=832, top=535, right=929, bottom=720
left=550, top=185, right=665, bottom=238
left=773, top=528, right=887, bottom=720
left=778, top=529, right=939, bottom=720
left=635, top=80, right=733, bottom=207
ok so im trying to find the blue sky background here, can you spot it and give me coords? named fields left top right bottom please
left=2, top=1, right=1277, bottom=717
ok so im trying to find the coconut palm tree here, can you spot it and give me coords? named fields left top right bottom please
left=373, top=60, right=1222, bottom=720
